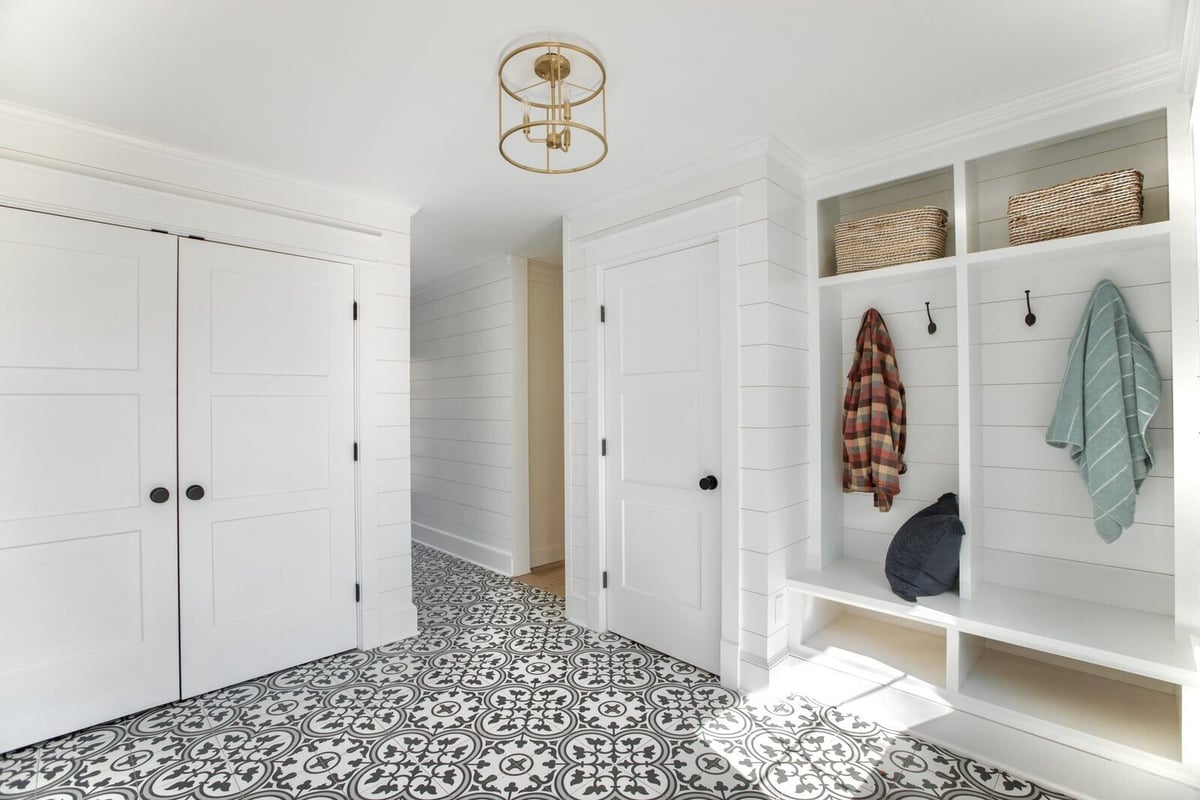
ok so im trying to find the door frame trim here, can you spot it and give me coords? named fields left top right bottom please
left=581, top=196, right=742, bottom=685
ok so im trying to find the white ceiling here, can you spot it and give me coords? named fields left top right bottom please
left=0, top=0, right=1186, bottom=284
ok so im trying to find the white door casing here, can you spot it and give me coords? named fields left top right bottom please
left=602, top=241, right=722, bottom=673
left=178, top=239, right=357, bottom=697
left=0, top=208, right=180, bottom=752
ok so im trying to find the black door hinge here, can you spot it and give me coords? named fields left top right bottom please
left=355, top=583, right=361, bottom=603
left=601, top=438, right=607, bottom=456
left=602, top=571, right=608, bottom=589
left=600, top=304, right=606, bottom=322
left=353, top=442, right=359, bottom=461
left=353, top=301, right=358, bottom=321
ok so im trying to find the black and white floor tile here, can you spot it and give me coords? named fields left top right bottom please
left=0, top=544, right=1074, bottom=799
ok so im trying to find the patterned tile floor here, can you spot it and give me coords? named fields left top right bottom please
left=0, top=543, right=1074, bottom=799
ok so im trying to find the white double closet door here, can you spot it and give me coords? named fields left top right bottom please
left=0, top=208, right=357, bottom=753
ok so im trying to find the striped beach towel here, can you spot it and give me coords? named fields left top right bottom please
left=1045, top=280, right=1160, bottom=542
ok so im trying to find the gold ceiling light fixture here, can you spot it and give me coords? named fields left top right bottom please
left=498, top=40, right=607, bottom=174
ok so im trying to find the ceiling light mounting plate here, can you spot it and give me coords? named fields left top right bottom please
left=533, top=52, right=571, bottom=81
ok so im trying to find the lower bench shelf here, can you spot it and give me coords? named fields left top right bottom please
left=787, top=572, right=1198, bottom=784
left=959, top=637, right=1182, bottom=761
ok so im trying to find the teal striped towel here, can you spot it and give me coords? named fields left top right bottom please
left=1045, top=280, right=1161, bottom=542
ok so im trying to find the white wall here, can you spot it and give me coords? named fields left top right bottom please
left=410, top=255, right=531, bottom=575
left=361, top=253, right=417, bottom=644
left=563, top=138, right=808, bottom=689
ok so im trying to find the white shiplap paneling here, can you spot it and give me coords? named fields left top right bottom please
left=410, top=256, right=522, bottom=574
left=977, top=253, right=1174, bottom=613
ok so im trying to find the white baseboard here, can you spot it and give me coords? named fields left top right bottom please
left=530, top=542, right=565, bottom=568
left=412, top=522, right=513, bottom=576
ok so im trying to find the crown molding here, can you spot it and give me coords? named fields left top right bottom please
left=764, top=134, right=809, bottom=180
left=1180, top=0, right=1200, bottom=98
left=807, top=50, right=1181, bottom=184
left=563, top=133, right=804, bottom=225
left=0, top=99, right=419, bottom=234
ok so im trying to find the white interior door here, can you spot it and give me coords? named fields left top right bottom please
left=0, top=208, right=179, bottom=752
left=603, top=242, right=722, bottom=673
left=178, top=239, right=356, bottom=697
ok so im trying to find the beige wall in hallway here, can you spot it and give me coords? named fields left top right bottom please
left=527, top=260, right=565, bottom=567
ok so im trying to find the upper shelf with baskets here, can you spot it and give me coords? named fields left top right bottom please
left=814, top=110, right=1170, bottom=282
left=965, top=110, right=1168, bottom=254
left=816, top=166, right=956, bottom=279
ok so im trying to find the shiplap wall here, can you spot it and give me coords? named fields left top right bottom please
left=976, top=246, right=1175, bottom=614
left=739, top=179, right=808, bottom=680
left=969, top=113, right=1168, bottom=252
left=837, top=273, right=960, bottom=561
left=362, top=231, right=417, bottom=643
left=565, top=147, right=809, bottom=689
left=411, top=256, right=526, bottom=575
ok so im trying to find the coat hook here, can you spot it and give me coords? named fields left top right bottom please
left=925, top=301, right=937, bottom=335
left=1024, top=290, right=1037, bottom=327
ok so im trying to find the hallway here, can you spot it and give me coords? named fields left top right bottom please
left=0, top=545, right=1071, bottom=799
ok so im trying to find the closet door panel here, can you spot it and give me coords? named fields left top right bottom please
left=0, top=207, right=179, bottom=753
left=178, top=239, right=356, bottom=697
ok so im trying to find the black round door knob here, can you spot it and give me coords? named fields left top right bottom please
left=699, top=475, right=719, bottom=491
left=185, top=484, right=205, bottom=501
left=149, top=487, right=170, bottom=504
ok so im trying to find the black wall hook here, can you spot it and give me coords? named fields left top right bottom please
left=925, top=302, right=937, bottom=335
left=1024, top=290, right=1037, bottom=327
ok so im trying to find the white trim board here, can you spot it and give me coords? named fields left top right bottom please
left=0, top=98, right=417, bottom=235
left=805, top=52, right=1181, bottom=187
left=412, top=521, right=515, bottom=576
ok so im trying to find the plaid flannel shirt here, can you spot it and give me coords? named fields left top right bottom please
left=842, top=308, right=907, bottom=511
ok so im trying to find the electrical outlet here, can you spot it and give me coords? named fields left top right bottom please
left=773, top=592, right=785, bottom=623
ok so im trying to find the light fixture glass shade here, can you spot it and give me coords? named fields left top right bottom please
left=498, top=41, right=607, bottom=174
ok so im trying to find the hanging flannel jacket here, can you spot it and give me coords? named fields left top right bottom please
left=843, top=308, right=907, bottom=511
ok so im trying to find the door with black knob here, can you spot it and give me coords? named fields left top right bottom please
left=602, top=241, right=722, bottom=674
left=0, top=207, right=180, bottom=753
left=177, top=239, right=356, bottom=697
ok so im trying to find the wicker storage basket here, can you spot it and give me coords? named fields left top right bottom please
left=833, top=206, right=948, bottom=274
left=1007, top=169, right=1143, bottom=246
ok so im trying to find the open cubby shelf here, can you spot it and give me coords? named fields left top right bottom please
left=959, top=637, right=1182, bottom=762
left=800, top=604, right=947, bottom=688
left=788, top=557, right=1196, bottom=685
left=800, top=105, right=1194, bottom=781
left=788, top=562, right=1192, bottom=770
left=815, top=110, right=1170, bottom=282
left=816, top=219, right=1173, bottom=289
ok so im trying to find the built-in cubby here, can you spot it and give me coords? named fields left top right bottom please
left=957, top=635, right=1183, bottom=762
left=791, top=595, right=948, bottom=688
left=824, top=269, right=959, bottom=567
left=964, top=110, right=1169, bottom=253
left=816, top=166, right=956, bottom=278
left=968, top=234, right=1175, bottom=615
left=796, top=101, right=1197, bottom=785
